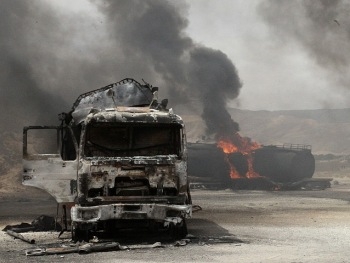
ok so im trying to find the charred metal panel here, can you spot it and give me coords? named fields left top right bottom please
left=77, top=161, right=182, bottom=200
left=87, top=194, right=188, bottom=204
left=23, top=126, right=78, bottom=203
left=23, top=158, right=77, bottom=203
left=71, top=203, right=192, bottom=223
left=85, top=109, right=184, bottom=125
left=72, top=79, right=155, bottom=124
left=175, top=159, right=188, bottom=193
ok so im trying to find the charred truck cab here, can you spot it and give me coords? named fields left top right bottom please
left=23, top=79, right=192, bottom=240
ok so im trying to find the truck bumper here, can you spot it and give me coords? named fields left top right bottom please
left=71, top=203, right=192, bottom=224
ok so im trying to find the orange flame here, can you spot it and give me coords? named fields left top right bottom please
left=217, top=133, right=261, bottom=179
left=217, top=140, right=238, bottom=154
left=228, top=162, right=241, bottom=179
left=245, top=154, right=260, bottom=178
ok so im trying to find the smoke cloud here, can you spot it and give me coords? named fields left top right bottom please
left=0, top=0, right=67, bottom=129
left=258, top=0, right=350, bottom=92
left=97, top=0, right=242, bottom=138
left=0, top=0, right=242, bottom=140
left=0, top=0, right=114, bottom=130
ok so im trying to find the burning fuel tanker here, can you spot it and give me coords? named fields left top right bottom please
left=187, top=142, right=315, bottom=187
left=253, top=144, right=315, bottom=182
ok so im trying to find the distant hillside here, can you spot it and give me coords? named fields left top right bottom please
left=182, top=108, right=350, bottom=155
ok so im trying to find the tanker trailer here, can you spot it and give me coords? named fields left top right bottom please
left=187, top=143, right=323, bottom=190
left=252, top=144, right=315, bottom=183
left=187, top=143, right=231, bottom=188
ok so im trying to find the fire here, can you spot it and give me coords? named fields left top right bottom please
left=217, top=133, right=261, bottom=179
left=227, top=160, right=241, bottom=179
left=245, top=155, right=260, bottom=178
left=217, top=140, right=238, bottom=154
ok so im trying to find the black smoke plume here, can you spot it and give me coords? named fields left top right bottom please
left=97, top=0, right=242, bottom=138
left=0, top=0, right=69, bottom=129
left=1, top=0, right=242, bottom=140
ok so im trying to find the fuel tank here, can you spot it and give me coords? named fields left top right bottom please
left=187, top=143, right=231, bottom=185
left=252, top=145, right=315, bottom=183
left=187, top=143, right=315, bottom=184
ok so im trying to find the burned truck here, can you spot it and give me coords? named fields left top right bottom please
left=22, top=78, right=192, bottom=240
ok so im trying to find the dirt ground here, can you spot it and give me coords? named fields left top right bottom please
left=1, top=173, right=350, bottom=262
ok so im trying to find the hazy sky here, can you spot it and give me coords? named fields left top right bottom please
left=6, top=0, right=350, bottom=114
left=185, top=0, right=350, bottom=110
left=53, top=0, right=350, bottom=111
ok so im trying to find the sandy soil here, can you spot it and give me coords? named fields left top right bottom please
left=1, top=173, right=350, bottom=262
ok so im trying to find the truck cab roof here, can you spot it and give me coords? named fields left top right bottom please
left=85, top=106, right=184, bottom=126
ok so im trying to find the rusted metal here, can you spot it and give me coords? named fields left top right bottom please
left=6, top=230, right=35, bottom=244
left=22, top=78, right=191, bottom=241
left=25, top=247, right=79, bottom=256
left=25, top=241, right=165, bottom=256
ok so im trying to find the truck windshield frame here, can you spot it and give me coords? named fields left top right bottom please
left=83, top=122, right=183, bottom=158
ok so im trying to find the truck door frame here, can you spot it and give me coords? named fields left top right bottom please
left=22, top=126, right=79, bottom=203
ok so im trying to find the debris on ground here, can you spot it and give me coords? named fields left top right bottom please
left=25, top=242, right=123, bottom=256
left=6, top=230, right=35, bottom=244
left=22, top=233, right=241, bottom=257
left=2, top=215, right=61, bottom=233
left=25, top=241, right=167, bottom=256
